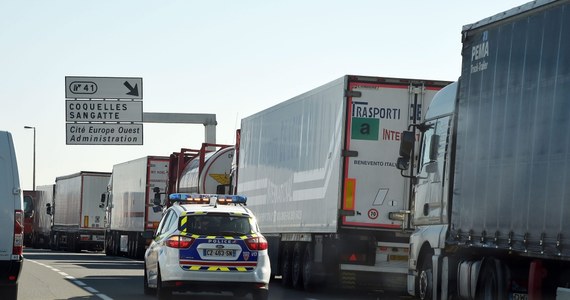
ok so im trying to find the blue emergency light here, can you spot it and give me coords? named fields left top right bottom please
left=169, top=193, right=247, bottom=205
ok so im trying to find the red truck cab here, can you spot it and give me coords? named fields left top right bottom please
left=23, top=190, right=37, bottom=247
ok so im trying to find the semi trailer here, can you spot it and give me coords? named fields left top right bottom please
left=49, top=171, right=110, bottom=252
left=235, top=75, right=450, bottom=291
left=397, top=1, right=570, bottom=298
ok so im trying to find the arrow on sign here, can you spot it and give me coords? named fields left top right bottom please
left=124, top=81, right=139, bottom=96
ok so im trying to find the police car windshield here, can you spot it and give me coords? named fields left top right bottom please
left=180, top=214, right=252, bottom=236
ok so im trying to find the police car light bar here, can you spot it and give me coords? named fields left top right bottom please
left=169, top=193, right=247, bottom=205
left=216, top=194, right=247, bottom=205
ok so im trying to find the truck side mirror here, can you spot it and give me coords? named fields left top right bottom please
left=396, top=131, right=415, bottom=171
left=399, top=131, right=416, bottom=159
left=99, top=193, right=106, bottom=208
left=153, top=187, right=162, bottom=206
left=46, top=203, right=52, bottom=215
left=396, top=157, right=410, bottom=171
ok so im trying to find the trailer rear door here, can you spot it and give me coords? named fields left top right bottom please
left=341, top=77, right=446, bottom=228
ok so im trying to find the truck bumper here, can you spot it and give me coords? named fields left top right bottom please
left=0, top=256, right=23, bottom=285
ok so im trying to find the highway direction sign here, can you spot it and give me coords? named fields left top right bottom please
left=65, top=76, right=143, bottom=99
left=66, top=123, right=143, bottom=145
left=66, top=100, right=143, bottom=122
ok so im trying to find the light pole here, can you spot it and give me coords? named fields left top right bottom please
left=24, top=126, right=36, bottom=191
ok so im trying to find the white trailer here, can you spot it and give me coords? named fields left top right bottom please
left=236, top=75, right=450, bottom=291
left=102, top=156, right=169, bottom=259
left=50, top=171, right=110, bottom=252
left=31, top=184, right=54, bottom=249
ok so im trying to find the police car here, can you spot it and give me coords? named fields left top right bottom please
left=143, top=193, right=270, bottom=300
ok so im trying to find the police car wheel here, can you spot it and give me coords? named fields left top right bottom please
left=157, top=268, right=172, bottom=300
left=252, top=289, right=268, bottom=300
left=143, top=263, right=154, bottom=295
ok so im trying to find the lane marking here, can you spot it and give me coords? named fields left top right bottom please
left=27, top=259, right=113, bottom=300
left=74, top=280, right=86, bottom=286
left=98, top=294, right=113, bottom=300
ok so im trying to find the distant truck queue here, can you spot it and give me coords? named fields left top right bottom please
left=20, top=1, right=570, bottom=299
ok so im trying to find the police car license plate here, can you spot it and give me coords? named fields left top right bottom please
left=203, top=249, right=236, bottom=257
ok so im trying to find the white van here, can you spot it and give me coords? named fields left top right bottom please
left=0, top=131, right=24, bottom=299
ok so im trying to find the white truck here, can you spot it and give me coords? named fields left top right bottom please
left=397, top=0, right=570, bottom=299
left=49, top=171, right=110, bottom=252
left=235, top=75, right=450, bottom=291
left=0, top=130, right=24, bottom=300
left=30, top=184, right=54, bottom=249
left=102, top=156, right=169, bottom=259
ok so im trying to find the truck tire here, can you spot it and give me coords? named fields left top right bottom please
left=476, top=258, right=507, bottom=300
left=112, top=231, right=119, bottom=256
left=104, top=233, right=112, bottom=255
left=70, top=233, right=81, bottom=253
left=280, top=244, right=293, bottom=287
left=302, top=243, right=324, bottom=291
left=292, top=242, right=306, bottom=289
left=418, top=253, right=434, bottom=300
left=52, top=233, right=60, bottom=251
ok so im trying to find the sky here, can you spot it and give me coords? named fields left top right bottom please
left=1, top=0, right=529, bottom=190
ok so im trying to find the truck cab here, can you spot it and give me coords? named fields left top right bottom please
left=23, top=190, right=37, bottom=246
left=397, top=82, right=457, bottom=299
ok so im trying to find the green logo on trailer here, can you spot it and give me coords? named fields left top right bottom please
left=351, top=118, right=379, bottom=141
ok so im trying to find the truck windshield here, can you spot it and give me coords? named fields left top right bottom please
left=179, top=214, right=252, bottom=236
left=23, top=195, right=34, bottom=214
left=418, top=117, right=451, bottom=177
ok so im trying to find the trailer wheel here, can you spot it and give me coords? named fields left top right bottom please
left=104, top=232, right=112, bottom=255
left=302, top=243, right=323, bottom=291
left=281, top=244, right=293, bottom=287
left=476, top=258, right=507, bottom=300
left=112, top=231, right=119, bottom=256
left=52, top=233, right=60, bottom=251
left=418, top=253, right=434, bottom=300
left=292, top=242, right=306, bottom=289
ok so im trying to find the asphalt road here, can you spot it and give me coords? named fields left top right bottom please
left=18, top=248, right=410, bottom=300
